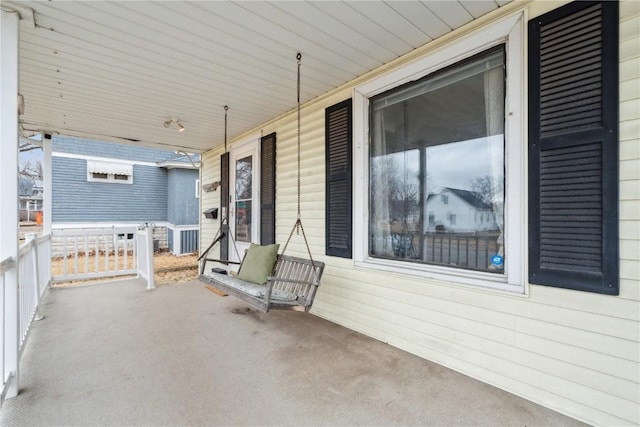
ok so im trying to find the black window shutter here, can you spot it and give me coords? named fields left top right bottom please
left=260, top=132, right=276, bottom=245
left=326, top=99, right=353, bottom=258
left=528, top=1, right=618, bottom=294
left=220, top=152, right=230, bottom=261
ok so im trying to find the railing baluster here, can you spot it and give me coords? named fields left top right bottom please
left=132, top=232, right=137, bottom=271
left=115, top=236, right=120, bottom=273
left=95, top=235, right=99, bottom=274
left=62, top=236, right=68, bottom=278
left=486, top=236, right=490, bottom=269
left=73, top=237, right=79, bottom=276
left=84, top=235, right=89, bottom=274
left=465, top=237, right=469, bottom=267
left=104, top=235, right=109, bottom=274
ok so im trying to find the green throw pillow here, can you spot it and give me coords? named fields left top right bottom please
left=237, top=243, right=280, bottom=285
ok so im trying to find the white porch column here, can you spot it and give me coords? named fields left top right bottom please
left=0, top=9, right=21, bottom=399
left=43, top=135, right=52, bottom=235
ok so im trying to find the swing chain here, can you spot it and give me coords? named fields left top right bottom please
left=296, top=52, right=302, bottom=220
left=281, top=218, right=318, bottom=280
left=277, top=53, right=318, bottom=279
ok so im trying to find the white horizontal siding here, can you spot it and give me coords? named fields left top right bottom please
left=619, top=0, right=640, bottom=314
left=199, top=2, right=640, bottom=425
left=199, top=148, right=224, bottom=269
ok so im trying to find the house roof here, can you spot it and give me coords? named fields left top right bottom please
left=5, top=1, right=512, bottom=154
left=427, top=187, right=491, bottom=210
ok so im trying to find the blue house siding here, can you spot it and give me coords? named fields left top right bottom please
left=167, top=168, right=199, bottom=225
left=53, top=135, right=175, bottom=163
left=180, top=230, right=199, bottom=253
left=52, top=157, right=168, bottom=223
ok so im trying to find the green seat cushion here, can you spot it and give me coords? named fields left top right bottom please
left=237, top=243, right=280, bottom=285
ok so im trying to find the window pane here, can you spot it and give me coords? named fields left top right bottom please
left=369, top=47, right=505, bottom=273
left=235, top=155, right=253, bottom=243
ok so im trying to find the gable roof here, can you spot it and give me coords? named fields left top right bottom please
left=427, top=187, right=491, bottom=210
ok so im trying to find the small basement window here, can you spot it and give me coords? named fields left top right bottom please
left=87, top=161, right=133, bottom=184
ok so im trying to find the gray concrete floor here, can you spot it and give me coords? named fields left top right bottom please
left=1, top=279, right=586, bottom=427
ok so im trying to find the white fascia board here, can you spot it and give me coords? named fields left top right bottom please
left=52, top=151, right=158, bottom=167
left=156, top=160, right=197, bottom=170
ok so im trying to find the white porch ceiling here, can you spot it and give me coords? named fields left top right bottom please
left=6, top=1, right=511, bottom=153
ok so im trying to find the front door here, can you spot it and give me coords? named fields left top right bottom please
left=229, top=138, right=260, bottom=264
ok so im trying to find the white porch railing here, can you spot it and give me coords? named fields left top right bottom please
left=51, top=226, right=151, bottom=284
left=18, top=235, right=51, bottom=352
left=1, top=233, right=51, bottom=403
left=1, top=255, right=17, bottom=400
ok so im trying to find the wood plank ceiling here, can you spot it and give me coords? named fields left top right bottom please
left=5, top=1, right=511, bottom=153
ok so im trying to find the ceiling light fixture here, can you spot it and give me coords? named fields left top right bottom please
left=163, top=118, right=185, bottom=132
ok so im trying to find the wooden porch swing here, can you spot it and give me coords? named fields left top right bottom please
left=199, top=54, right=325, bottom=313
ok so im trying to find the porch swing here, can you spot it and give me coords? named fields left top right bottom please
left=199, top=53, right=325, bottom=313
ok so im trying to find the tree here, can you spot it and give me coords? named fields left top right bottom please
left=469, top=175, right=503, bottom=206
left=19, top=140, right=41, bottom=153
left=370, top=154, right=420, bottom=222
left=19, top=159, right=43, bottom=184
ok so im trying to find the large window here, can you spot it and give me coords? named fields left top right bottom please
left=354, top=14, right=524, bottom=291
left=369, top=47, right=505, bottom=273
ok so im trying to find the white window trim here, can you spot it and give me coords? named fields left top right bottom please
left=353, top=12, right=526, bottom=293
left=195, top=179, right=200, bottom=199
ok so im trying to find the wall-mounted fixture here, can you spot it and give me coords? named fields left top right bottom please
left=202, top=181, right=221, bottom=192
left=203, top=208, right=218, bottom=219
left=163, top=118, right=185, bottom=132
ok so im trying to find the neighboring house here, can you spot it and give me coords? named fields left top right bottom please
left=18, top=177, right=43, bottom=222
left=52, top=135, right=199, bottom=255
left=199, top=2, right=639, bottom=426
left=426, top=187, right=498, bottom=233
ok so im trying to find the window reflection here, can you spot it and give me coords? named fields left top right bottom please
left=369, top=47, right=505, bottom=273
left=235, top=156, right=252, bottom=243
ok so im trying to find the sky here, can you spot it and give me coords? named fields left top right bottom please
left=20, top=147, right=43, bottom=163
left=19, top=133, right=44, bottom=165
left=426, top=135, right=503, bottom=192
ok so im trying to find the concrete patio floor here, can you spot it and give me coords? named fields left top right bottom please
left=1, top=279, right=586, bottom=426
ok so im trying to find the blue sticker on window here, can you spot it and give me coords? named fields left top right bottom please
left=491, top=255, right=504, bottom=266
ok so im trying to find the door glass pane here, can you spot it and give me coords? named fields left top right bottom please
left=369, top=47, right=505, bottom=273
left=235, top=155, right=252, bottom=243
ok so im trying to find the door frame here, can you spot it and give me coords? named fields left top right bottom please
left=228, top=135, right=261, bottom=264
